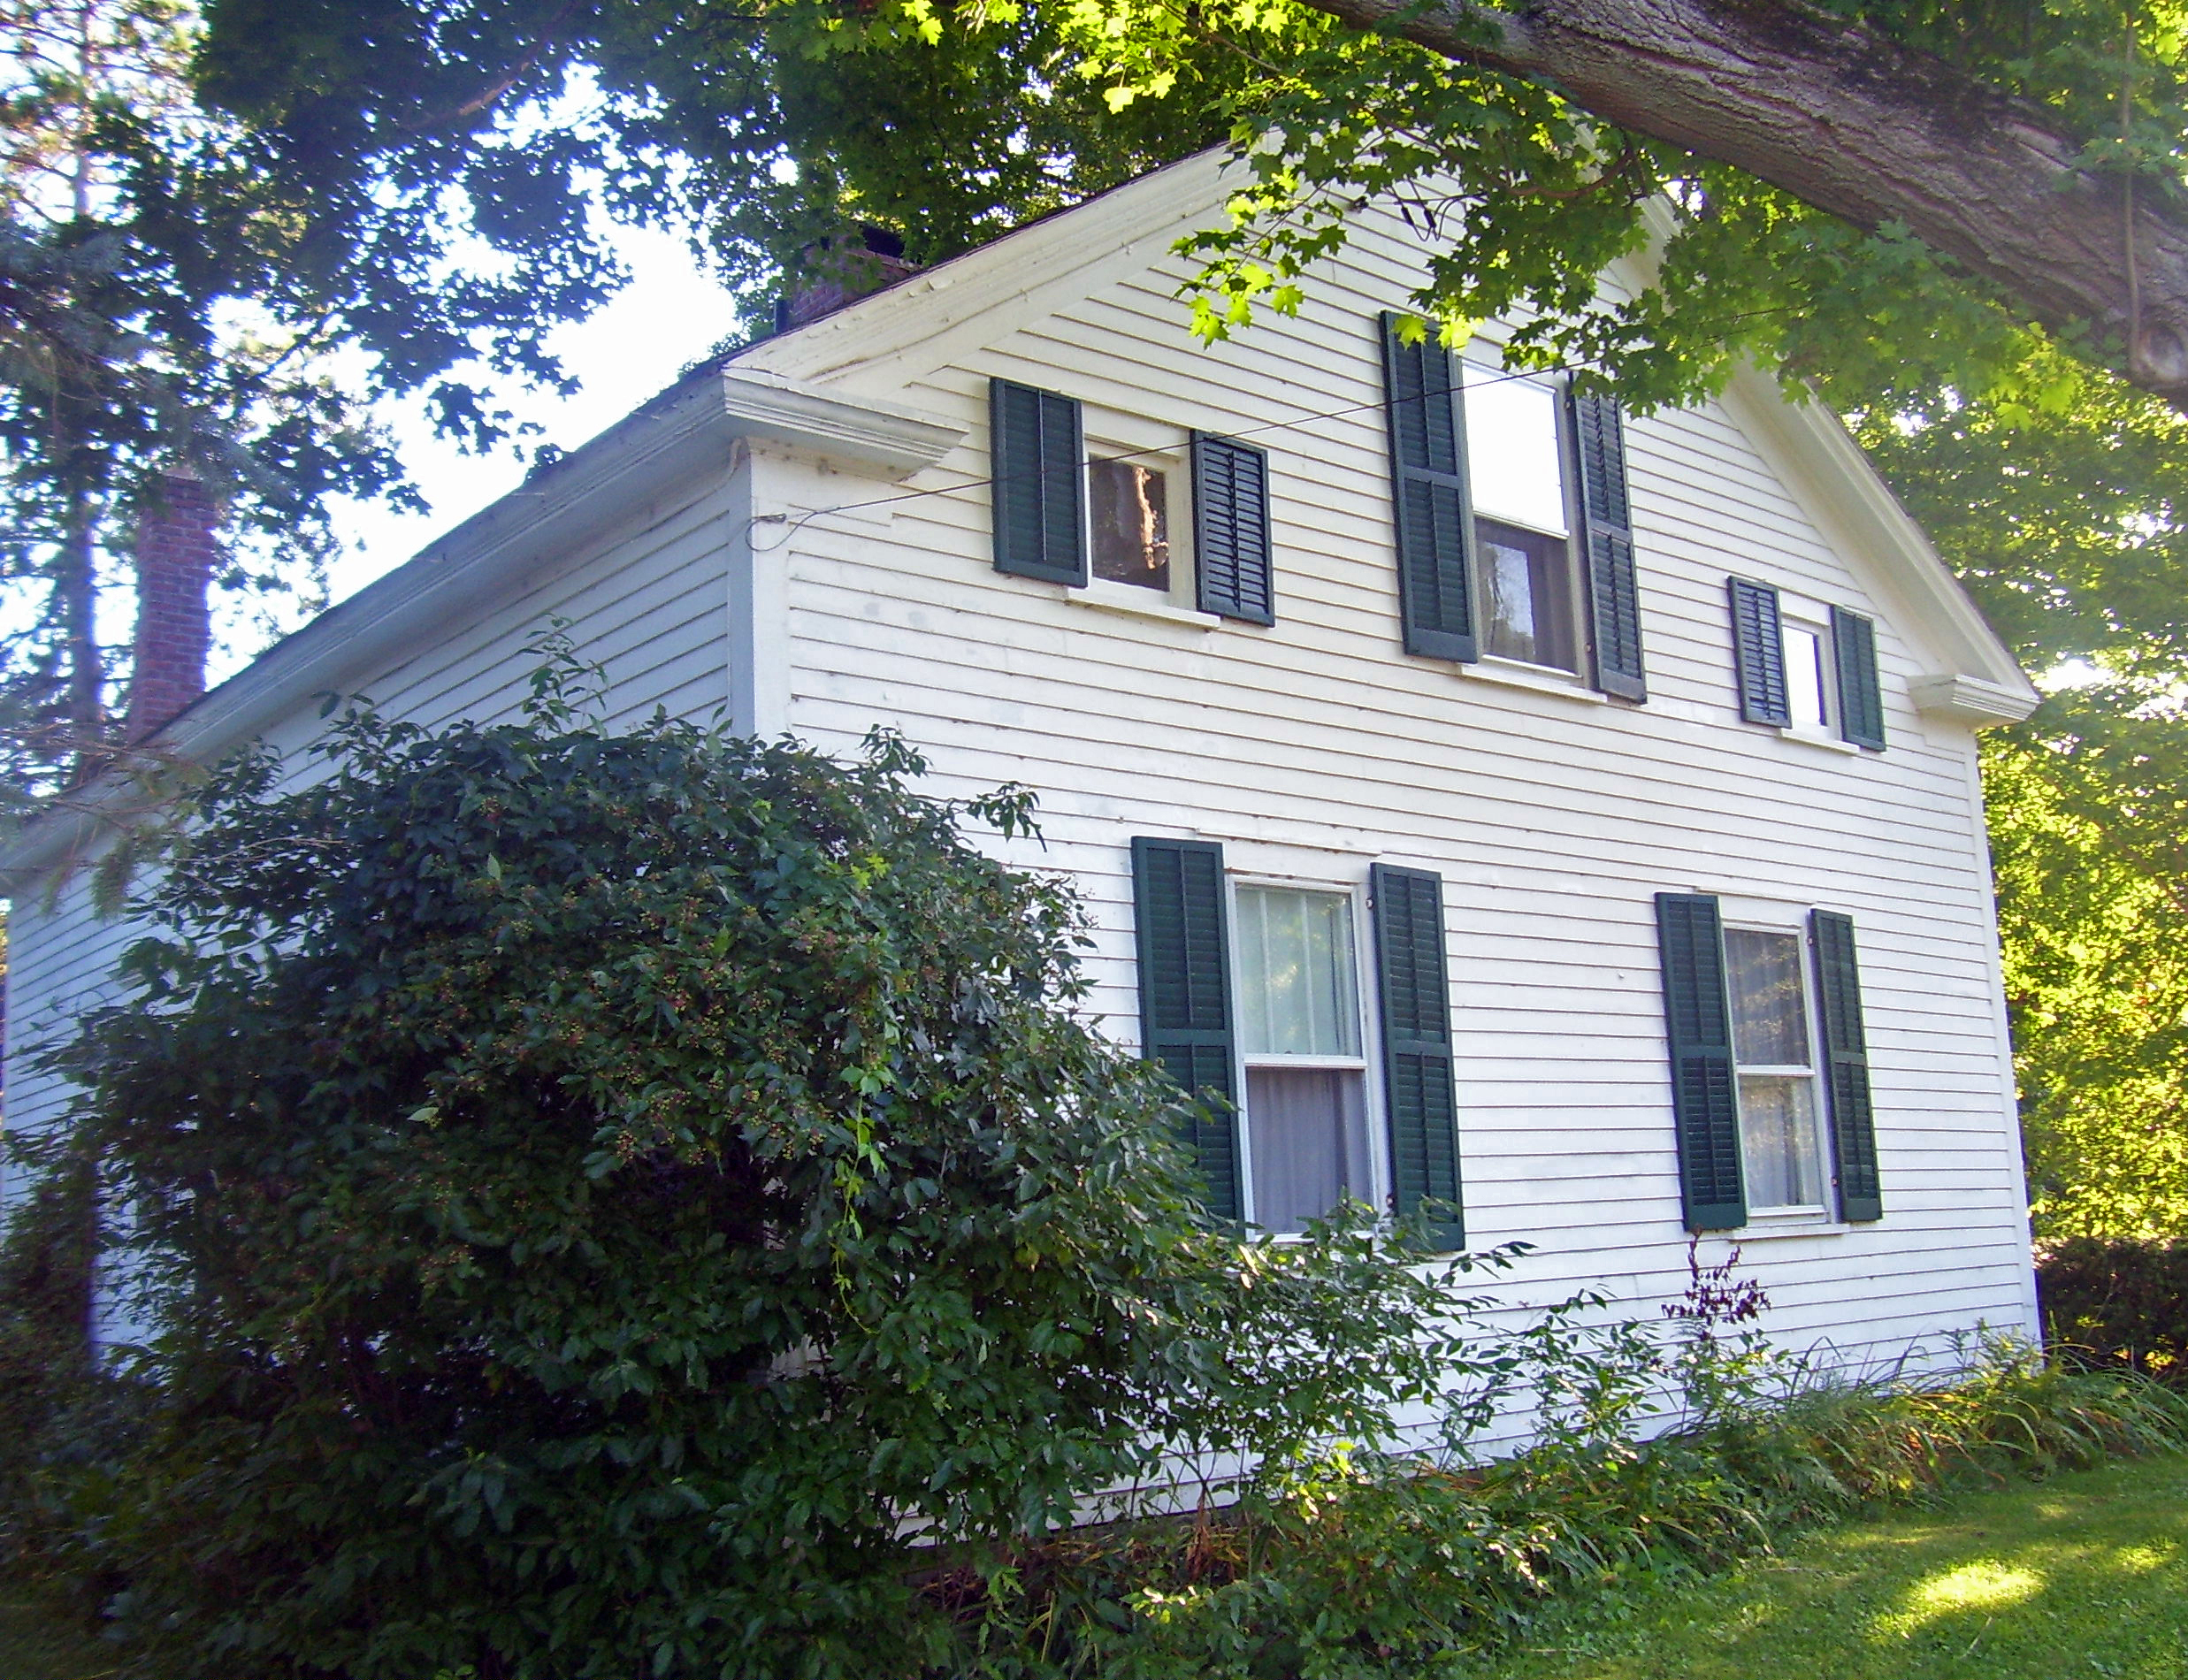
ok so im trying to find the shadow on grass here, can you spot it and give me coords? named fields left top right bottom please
left=1487, top=1451, right=2188, bottom=1680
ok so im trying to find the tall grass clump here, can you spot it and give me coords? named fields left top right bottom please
left=914, top=1245, right=2188, bottom=1678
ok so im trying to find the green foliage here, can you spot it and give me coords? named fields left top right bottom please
left=900, top=1257, right=2188, bottom=1676
left=0, top=1160, right=98, bottom=1533
left=0, top=0, right=429, bottom=790
left=185, top=0, right=2188, bottom=415
left=1855, top=353, right=2188, bottom=681
left=11, top=645, right=1483, bottom=1679
left=1980, top=713, right=2188, bottom=1238
left=1855, top=365, right=2188, bottom=1241
left=2040, top=1235, right=2188, bottom=1383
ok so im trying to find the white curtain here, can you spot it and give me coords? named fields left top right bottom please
left=1234, top=887, right=1360, bottom=1058
left=1246, top=1066, right=1372, bottom=1234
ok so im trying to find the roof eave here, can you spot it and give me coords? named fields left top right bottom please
left=0, top=370, right=962, bottom=896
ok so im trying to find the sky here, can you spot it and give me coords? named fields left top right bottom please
left=208, top=220, right=746, bottom=685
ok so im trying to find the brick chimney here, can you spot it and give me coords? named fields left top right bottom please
left=776, top=225, right=920, bottom=332
left=126, top=469, right=217, bottom=743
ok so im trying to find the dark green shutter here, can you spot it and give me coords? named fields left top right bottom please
left=1370, top=863, right=1464, bottom=1249
left=1728, top=578, right=1792, bottom=728
left=1832, top=606, right=1887, bottom=751
left=990, top=378, right=1086, bottom=585
left=1191, top=432, right=1275, bottom=625
left=1809, top=910, right=1883, bottom=1222
left=1655, top=893, right=1747, bottom=1232
left=1379, top=314, right=1477, bottom=661
left=1570, top=391, right=1647, bottom=702
left=1130, top=837, right=1242, bottom=1219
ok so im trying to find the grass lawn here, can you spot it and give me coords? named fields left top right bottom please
left=1486, top=1450, right=2188, bottom=1680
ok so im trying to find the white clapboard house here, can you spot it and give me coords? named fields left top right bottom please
left=1, top=149, right=2044, bottom=1360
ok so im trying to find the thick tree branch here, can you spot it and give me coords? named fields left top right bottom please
left=1298, top=0, right=2188, bottom=410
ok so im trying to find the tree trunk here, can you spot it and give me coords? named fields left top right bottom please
left=58, top=478, right=105, bottom=784
left=1296, top=0, right=2188, bottom=411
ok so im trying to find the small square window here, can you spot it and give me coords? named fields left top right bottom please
left=1724, top=927, right=1828, bottom=1212
left=1089, top=457, right=1172, bottom=592
left=1233, top=884, right=1373, bottom=1234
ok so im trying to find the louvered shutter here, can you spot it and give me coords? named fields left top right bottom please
left=1380, top=314, right=1478, bottom=661
left=1130, top=837, right=1243, bottom=1220
left=1728, top=578, right=1792, bottom=728
left=1370, top=863, right=1464, bottom=1249
left=1570, top=391, right=1647, bottom=701
left=1191, top=432, right=1275, bottom=625
left=990, top=378, right=1086, bottom=586
left=1809, top=910, right=1883, bottom=1222
left=1832, top=606, right=1887, bottom=751
left=1655, top=893, right=1747, bottom=1232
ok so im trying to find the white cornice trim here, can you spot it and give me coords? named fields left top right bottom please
left=1910, top=672, right=2041, bottom=726
left=0, top=371, right=961, bottom=894
left=709, top=368, right=963, bottom=470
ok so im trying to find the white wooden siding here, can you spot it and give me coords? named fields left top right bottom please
left=4, top=178, right=2038, bottom=1378
left=745, top=200, right=2038, bottom=1359
left=3, top=472, right=744, bottom=1208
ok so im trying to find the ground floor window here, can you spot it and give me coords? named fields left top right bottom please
left=1724, top=925, right=1828, bottom=1212
left=1655, top=890, right=1883, bottom=1231
left=1232, top=883, right=1373, bottom=1234
left=1131, top=836, right=1465, bottom=1245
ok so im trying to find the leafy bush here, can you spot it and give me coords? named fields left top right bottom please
left=2039, top=1234, right=2188, bottom=1384
left=908, top=1255, right=2188, bottom=1677
left=0, top=1164, right=97, bottom=1531
left=9, top=651, right=1485, bottom=1679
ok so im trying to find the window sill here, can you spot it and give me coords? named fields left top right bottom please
left=1064, top=580, right=1220, bottom=630
left=1723, top=1211, right=1852, bottom=1241
left=1457, top=656, right=1609, bottom=704
left=1777, top=727, right=1861, bottom=756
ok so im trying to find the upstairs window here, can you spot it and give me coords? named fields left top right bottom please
left=1379, top=316, right=1646, bottom=699
left=1728, top=578, right=1888, bottom=751
left=1089, top=458, right=1172, bottom=591
left=1464, top=365, right=1580, bottom=672
left=1782, top=620, right=1831, bottom=732
left=990, top=378, right=1274, bottom=624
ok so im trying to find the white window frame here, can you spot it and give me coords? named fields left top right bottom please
left=1078, top=415, right=1198, bottom=615
left=1720, top=905, right=1833, bottom=1223
left=1774, top=591, right=1855, bottom=752
left=1459, top=356, right=1587, bottom=682
left=1225, top=871, right=1388, bottom=1233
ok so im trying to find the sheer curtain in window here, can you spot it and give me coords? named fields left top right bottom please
left=1245, top=1067, right=1372, bottom=1234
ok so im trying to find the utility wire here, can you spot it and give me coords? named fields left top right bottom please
left=743, top=355, right=1586, bottom=554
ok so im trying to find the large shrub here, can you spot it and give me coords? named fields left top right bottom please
left=2040, top=1235, right=2188, bottom=1384
left=15, top=654, right=1472, bottom=1679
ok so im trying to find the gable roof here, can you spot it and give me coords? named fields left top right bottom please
left=0, top=148, right=2035, bottom=892
left=741, top=145, right=2034, bottom=713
